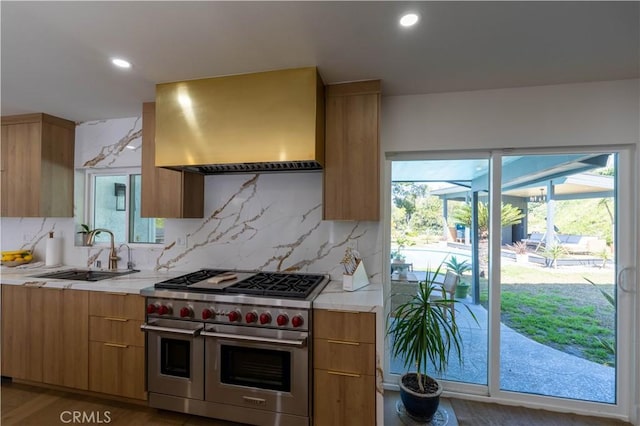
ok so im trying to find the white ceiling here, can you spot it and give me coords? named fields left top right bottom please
left=1, top=1, right=638, bottom=123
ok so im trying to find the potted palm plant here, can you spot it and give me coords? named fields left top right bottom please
left=444, top=255, right=472, bottom=298
left=387, top=262, right=476, bottom=422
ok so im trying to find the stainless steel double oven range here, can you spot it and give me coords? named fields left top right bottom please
left=140, top=269, right=329, bottom=426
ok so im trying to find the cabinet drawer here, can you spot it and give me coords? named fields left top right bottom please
left=313, top=310, right=375, bottom=343
left=313, top=339, right=375, bottom=375
left=313, top=368, right=375, bottom=426
left=89, top=316, right=144, bottom=347
left=89, top=341, right=146, bottom=400
left=89, top=293, right=145, bottom=320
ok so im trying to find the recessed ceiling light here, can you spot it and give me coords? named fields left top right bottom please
left=399, top=13, right=419, bottom=27
left=111, top=58, right=132, bottom=68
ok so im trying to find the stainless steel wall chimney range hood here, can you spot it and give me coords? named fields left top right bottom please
left=155, top=67, right=325, bottom=174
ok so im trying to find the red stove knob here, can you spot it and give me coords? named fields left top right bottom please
left=276, top=314, right=289, bottom=326
left=146, top=303, right=158, bottom=314
left=202, top=308, right=214, bottom=320
left=291, top=315, right=304, bottom=328
left=259, top=312, right=272, bottom=324
left=228, top=310, right=241, bottom=322
left=179, top=306, right=193, bottom=318
left=158, top=305, right=170, bottom=315
left=245, top=311, right=258, bottom=323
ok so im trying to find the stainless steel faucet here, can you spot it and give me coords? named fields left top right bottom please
left=87, top=228, right=118, bottom=270
left=119, top=243, right=134, bottom=270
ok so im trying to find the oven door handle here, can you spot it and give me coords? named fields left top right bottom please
left=201, top=331, right=306, bottom=347
left=140, top=323, right=203, bottom=337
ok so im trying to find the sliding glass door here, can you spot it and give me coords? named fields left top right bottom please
left=386, top=147, right=636, bottom=418
left=491, top=149, right=635, bottom=417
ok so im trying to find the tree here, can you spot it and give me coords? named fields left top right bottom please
left=392, top=182, right=428, bottom=226
left=450, top=202, right=524, bottom=237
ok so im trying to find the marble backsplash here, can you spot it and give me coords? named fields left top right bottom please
left=1, top=117, right=383, bottom=282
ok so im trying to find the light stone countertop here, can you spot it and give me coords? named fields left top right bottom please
left=313, top=279, right=383, bottom=312
left=0, top=265, right=183, bottom=294
left=1, top=266, right=386, bottom=311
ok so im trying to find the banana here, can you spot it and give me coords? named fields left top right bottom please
left=1, top=250, right=31, bottom=256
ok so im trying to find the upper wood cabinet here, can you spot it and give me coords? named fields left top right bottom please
left=141, top=102, right=204, bottom=218
left=323, top=81, right=380, bottom=221
left=1, top=113, right=75, bottom=217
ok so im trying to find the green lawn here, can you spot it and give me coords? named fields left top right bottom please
left=479, top=263, right=616, bottom=366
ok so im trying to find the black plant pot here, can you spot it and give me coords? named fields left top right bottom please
left=399, top=373, right=443, bottom=422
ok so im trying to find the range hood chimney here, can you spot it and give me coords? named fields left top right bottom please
left=155, top=67, right=325, bottom=174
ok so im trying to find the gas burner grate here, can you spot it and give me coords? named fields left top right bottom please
left=226, top=273, right=325, bottom=299
left=154, top=269, right=229, bottom=290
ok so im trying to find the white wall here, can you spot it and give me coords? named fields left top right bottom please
left=381, top=78, right=639, bottom=424
left=382, top=79, right=638, bottom=151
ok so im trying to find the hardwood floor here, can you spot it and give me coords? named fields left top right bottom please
left=1, top=381, right=631, bottom=425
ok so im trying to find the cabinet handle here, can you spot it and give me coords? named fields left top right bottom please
left=106, top=292, right=127, bottom=296
left=104, top=342, right=128, bottom=348
left=104, top=317, right=128, bottom=322
left=327, top=370, right=361, bottom=378
left=326, top=309, right=361, bottom=314
left=327, top=339, right=360, bottom=346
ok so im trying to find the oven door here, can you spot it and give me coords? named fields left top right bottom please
left=141, top=319, right=204, bottom=400
left=202, top=324, right=309, bottom=417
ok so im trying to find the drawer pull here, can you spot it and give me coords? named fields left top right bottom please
left=104, top=342, right=128, bottom=349
left=327, top=340, right=360, bottom=346
left=327, top=370, right=361, bottom=378
left=326, top=309, right=361, bottom=314
left=104, top=317, right=128, bottom=322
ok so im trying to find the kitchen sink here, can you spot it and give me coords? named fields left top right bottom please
left=32, top=269, right=139, bottom=282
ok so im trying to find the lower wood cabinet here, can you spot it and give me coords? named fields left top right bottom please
left=89, top=341, right=145, bottom=400
left=313, top=309, right=376, bottom=425
left=88, top=292, right=146, bottom=400
left=1, top=285, right=45, bottom=382
left=1, top=286, right=88, bottom=388
left=1, top=285, right=146, bottom=401
left=42, top=288, right=89, bottom=390
left=314, top=369, right=376, bottom=426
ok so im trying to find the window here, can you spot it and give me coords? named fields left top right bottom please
left=85, top=169, right=164, bottom=244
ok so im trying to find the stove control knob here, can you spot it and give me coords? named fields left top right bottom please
left=158, top=305, right=171, bottom=316
left=202, top=308, right=214, bottom=320
left=259, top=313, right=272, bottom=325
left=179, top=306, right=193, bottom=318
left=228, top=310, right=241, bottom=323
left=276, top=314, right=289, bottom=326
left=291, top=315, right=304, bottom=328
left=146, top=303, right=159, bottom=314
left=245, top=311, right=258, bottom=323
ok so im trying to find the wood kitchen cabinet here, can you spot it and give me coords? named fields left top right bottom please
left=141, top=102, right=204, bottom=218
left=323, top=81, right=380, bottom=221
left=1, top=285, right=45, bottom=382
left=88, top=292, right=146, bottom=400
left=313, top=309, right=376, bottom=426
left=42, top=288, right=89, bottom=390
left=1, top=286, right=88, bottom=390
left=0, top=113, right=75, bottom=217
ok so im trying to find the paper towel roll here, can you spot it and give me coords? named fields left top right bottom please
left=46, top=236, right=63, bottom=266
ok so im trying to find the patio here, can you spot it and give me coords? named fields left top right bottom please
left=388, top=300, right=616, bottom=403
left=389, top=241, right=616, bottom=403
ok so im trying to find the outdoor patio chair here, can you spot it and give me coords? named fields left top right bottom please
left=429, top=270, right=459, bottom=320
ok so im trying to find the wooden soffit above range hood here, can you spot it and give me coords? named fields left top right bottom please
left=155, top=67, right=325, bottom=174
